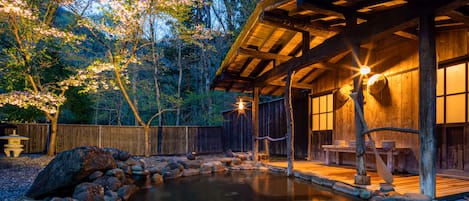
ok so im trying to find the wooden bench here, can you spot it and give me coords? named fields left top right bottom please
left=321, top=145, right=411, bottom=172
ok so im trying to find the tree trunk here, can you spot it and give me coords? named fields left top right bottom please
left=153, top=63, right=162, bottom=126
left=113, top=68, right=149, bottom=156
left=150, top=16, right=162, bottom=126
left=199, top=49, right=207, bottom=122
left=116, top=95, right=122, bottom=126
left=47, top=117, right=58, bottom=156
left=222, top=0, right=235, bottom=32
left=285, top=70, right=295, bottom=176
left=132, top=66, right=139, bottom=126
left=205, top=49, right=213, bottom=124
left=176, top=40, right=182, bottom=126
left=144, top=125, right=150, bottom=157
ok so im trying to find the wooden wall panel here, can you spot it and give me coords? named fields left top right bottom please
left=436, top=30, right=468, bottom=61
left=311, top=30, right=469, bottom=173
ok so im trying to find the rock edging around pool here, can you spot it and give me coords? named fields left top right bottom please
left=264, top=165, right=431, bottom=201
left=24, top=146, right=267, bottom=201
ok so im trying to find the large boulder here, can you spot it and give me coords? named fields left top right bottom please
left=101, top=147, right=131, bottom=161
left=72, top=182, right=105, bottom=201
left=93, top=176, right=122, bottom=191
left=26, top=146, right=117, bottom=199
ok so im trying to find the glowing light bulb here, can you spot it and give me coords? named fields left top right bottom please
left=360, top=66, right=370, bottom=75
left=238, top=100, right=244, bottom=110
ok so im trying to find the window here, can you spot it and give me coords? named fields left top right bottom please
left=436, top=62, right=468, bottom=124
left=312, top=94, right=333, bottom=131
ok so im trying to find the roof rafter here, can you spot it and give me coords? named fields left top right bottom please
left=351, top=0, right=393, bottom=11
left=260, top=11, right=340, bottom=37
left=238, top=47, right=293, bottom=62
left=238, top=47, right=341, bottom=71
left=256, top=0, right=469, bottom=85
left=446, top=10, right=469, bottom=25
left=394, top=31, right=418, bottom=40
left=269, top=80, right=313, bottom=89
left=296, top=0, right=350, bottom=18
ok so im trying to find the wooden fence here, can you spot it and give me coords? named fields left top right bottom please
left=222, top=97, right=309, bottom=158
left=3, top=124, right=223, bottom=156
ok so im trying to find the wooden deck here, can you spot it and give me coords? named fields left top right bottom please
left=265, top=161, right=469, bottom=200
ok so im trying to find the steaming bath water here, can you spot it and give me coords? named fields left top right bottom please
left=130, top=171, right=362, bottom=201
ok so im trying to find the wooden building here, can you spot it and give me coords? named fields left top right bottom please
left=211, top=0, right=469, bottom=199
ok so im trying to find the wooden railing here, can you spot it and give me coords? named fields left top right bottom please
left=3, top=124, right=223, bottom=156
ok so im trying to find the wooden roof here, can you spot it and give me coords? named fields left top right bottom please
left=211, top=0, right=469, bottom=96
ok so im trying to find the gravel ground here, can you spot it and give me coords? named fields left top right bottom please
left=0, top=154, right=54, bottom=201
left=0, top=153, right=226, bottom=201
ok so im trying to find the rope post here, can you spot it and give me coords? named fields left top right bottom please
left=185, top=126, right=189, bottom=154
left=98, top=125, right=102, bottom=148
left=264, top=138, right=269, bottom=158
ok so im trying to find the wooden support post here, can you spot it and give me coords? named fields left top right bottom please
left=303, top=31, right=312, bottom=161
left=252, top=87, right=260, bottom=161
left=419, top=13, right=437, bottom=199
left=353, top=49, right=369, bottom=185
left=285, top=70, right=295, bottom=176
left=307, top=92, right=312, bottom=160
left=349, top=16, right=370, bottom=185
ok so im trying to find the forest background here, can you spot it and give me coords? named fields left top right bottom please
left=0, top=0, right=261, bottom=127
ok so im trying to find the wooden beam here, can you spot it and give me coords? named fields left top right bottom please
left=215, top=0, right=289, bottom=77
left=297, top=68, right=326, bottom=83
left=260, top=11, right=339, bottom=37
left=256, top=0, right=469, bottom=85
left=215, top=71, right=254, bottom=82
left=268, top=80, right=313, bottom=89
left=351, top=0, right=392, bottom=12
left=311, top=62, right=339, bottom=70
left=394, top=31, right=418, bottom=40
left=237, top=47, right=292, bottom=62
left=419, top=13, right=437, bottom=200
left=284, top=70, right=295, bottom=176
left=446, top=10, right=469, bottom=25
left=297, top=0, right=347, bottom=18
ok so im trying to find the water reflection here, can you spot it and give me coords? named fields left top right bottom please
left=130, top=171, right=362, bottom=201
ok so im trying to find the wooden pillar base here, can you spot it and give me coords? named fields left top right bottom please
left=379, top=183, right=395, bottom=193
left=354, top=175, right=371, bottom=185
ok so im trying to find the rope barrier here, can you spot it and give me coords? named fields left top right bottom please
left=256, top=135, right=286, bottom=142
left=363, top=127, right=419, bottom=135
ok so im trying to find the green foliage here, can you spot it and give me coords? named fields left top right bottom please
left=0, top=0, right=265, bottom=127
left=0, top=8, right=95, bottom=122
left=0, top=105, right=44, bottom=123
left=60, top=87, right=93, bottom=124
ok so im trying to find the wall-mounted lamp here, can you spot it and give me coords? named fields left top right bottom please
left=335, top=84, right=354, bottom=108
left=237, top=96, right=253, bottom=111
left=367, top=74, right=388, bottom=95
left=360, top=66, right=371, bottom=75
left=238, top=99, right=245, bottom=110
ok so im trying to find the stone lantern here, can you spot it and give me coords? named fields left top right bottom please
left=0, top=130, right=29, bottom=158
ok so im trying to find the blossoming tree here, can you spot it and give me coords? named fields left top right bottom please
left=0, top=0, right=103, bottom=156
left=75, top=0, right=207, bottom=156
